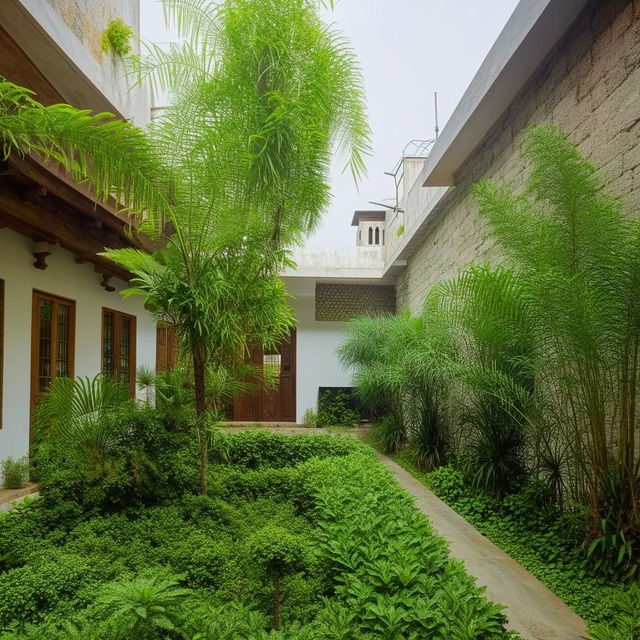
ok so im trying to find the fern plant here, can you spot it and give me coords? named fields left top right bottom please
left=96, top=575, right=191, bottom=640
left=31, top=374, right=129, bottom=470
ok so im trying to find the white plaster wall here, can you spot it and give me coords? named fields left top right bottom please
left=291, top=295, right=352, bottom=422
left=0, top=228, right=156, bottom=463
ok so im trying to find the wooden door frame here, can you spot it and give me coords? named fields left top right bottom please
left=233, top=327, right=297, bottom=422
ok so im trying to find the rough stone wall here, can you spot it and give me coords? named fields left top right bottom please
left=46, top=0, right=140, bottom=63
left=396, top=0, right=640, bottom=313
left=316, top=284, right=396, bottom=321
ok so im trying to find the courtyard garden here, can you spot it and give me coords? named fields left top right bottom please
left=0, top=0, right=639, bottom=638
left=0, top=411, right=516, bottom=639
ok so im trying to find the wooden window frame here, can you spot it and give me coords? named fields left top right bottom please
left=101, top=308, right=136, bottom=397
left=30, top=290, right=76, bottom=413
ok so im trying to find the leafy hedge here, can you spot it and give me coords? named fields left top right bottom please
left=300, top=452, right=517, bottom=639
left=214, top=429, right=368, bottom=468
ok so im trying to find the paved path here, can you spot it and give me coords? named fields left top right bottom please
left=0, top=484, right=39, bottom=512
left=224, top=425, right=589, bottom=639
left=377, top=453, right=588, bottom=640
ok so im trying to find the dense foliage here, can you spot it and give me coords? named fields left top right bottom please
left=102, top=0, right=372, bottom=493
left=341, top=126, right=640, bottom=579
left=303, top=390, right=361, bottom=428
left=0, top=423, right=515, bottom=639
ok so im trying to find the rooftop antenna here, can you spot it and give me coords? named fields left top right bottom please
left=434, top=91, right=439, bottom=139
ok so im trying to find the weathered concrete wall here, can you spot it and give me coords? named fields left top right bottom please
left=46, top=0, right=140, bottom=63
left=396, top=0, right=640, bottom=313
left=36, top=0, right=149, bottom=124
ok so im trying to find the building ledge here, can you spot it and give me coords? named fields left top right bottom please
left=418, top=0, right=589, bottom=187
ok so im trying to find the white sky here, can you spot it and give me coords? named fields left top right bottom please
left=140, top=0, right=519, bottom=248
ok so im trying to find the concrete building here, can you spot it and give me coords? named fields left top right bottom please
left=387, top=0, right=639, bottom=313
left=1, top=0, right=638, bottom=451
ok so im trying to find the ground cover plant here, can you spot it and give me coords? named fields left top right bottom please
left=0, top=423, right=517, bottom=639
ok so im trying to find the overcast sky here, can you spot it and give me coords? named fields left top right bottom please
left=140, top=0, right=519, bottom=248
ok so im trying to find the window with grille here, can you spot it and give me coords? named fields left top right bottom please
left=31, top=291, right=75, bottom=409
left=102, top=308, right=136, bottom=396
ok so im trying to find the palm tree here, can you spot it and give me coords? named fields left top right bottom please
left=475, top=125, right=640, bottom=535
left=102, top=0, right=370, bottom=492
left=338, top=311, right=451, bottom=465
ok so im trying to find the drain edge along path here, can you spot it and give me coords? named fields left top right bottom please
left=376, top=453, right=588, bottom=640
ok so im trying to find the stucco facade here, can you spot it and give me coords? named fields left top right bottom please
left=0, top=0, right=157, bottom=465
left=0, top=228, right=156, bottom=462
left=395, top=0, right=640, bottom=313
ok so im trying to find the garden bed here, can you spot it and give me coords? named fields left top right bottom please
left=0, top=429, right=516, bottom=639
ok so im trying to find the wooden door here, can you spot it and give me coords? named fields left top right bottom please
left=233, top=328, right=296, bottom=422
left=156, top=326, right=177, bottom=372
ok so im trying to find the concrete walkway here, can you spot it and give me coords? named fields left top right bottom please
left=0, top=484, right=39, bottom=512
left=377, top=453, right=588, bottom=640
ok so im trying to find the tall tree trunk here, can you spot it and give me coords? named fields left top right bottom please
left=273, top=574, right=281, bottom=630
left=193, top=342, right=208, bottom=494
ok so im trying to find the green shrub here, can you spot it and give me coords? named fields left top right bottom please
left=373, top=416, right=406, bottom=454
left=1, top=456, right=29, bottom=489
left=248, top=525, right=312, bottom=629
left=317, top=390, right=360, bottom=427
left=184, top=602, right=268, bottom=639
left=101, top=18, right=134, bottom=56
left=301, top=408, right=319, bottom=427
left=35, top=402, right=199, bottom=511
left=0, top=549, right=105, bottom=625
left=213, top=430, right=367, bottom=469
left=0, top=435, right=518, bottom=638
